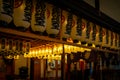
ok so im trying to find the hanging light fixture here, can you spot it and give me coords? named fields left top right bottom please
left=57, top=44, right=63, bottom=54
left=14, top=55, right=19, bottom=59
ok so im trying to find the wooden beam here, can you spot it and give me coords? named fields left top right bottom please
left=0, top=27, right=119, bottom=54
left=95, top=0, right=100, bottom=11
left=61, top=44, right=65, bottom=80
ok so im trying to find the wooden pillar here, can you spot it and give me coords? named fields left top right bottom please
left=66, top=54, right=71, bottom=80
left=30, top=58, right=34, bottom=80
left=44, top=59, right=47, bottom=80
left=61, top=44, right=65, bottom=80
left=39, top=59, right=41, bottom=79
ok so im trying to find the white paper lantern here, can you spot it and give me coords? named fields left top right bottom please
left=7, top=39, right=13, bottom=53
left=85, top=21, right=93, bottom=44
left=15, top=40, right=20, bottom=54
left=94, top=25, right=102, bottom=46
left=26, top=42, right=31, bottom=54
left=46, top=3, right=61, bottom=37
left=31, top=0, right=46, bottom=34
left=61, top=10, right=73, bottom=41
left=71, top=15, right=80, bottom=43
left=0, top=0, right=13, bottom=26
left=13, top=0, right=32, bottom=31
left=1, top=38, right=7, bottom=52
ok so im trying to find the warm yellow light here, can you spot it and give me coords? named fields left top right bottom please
left=64, top=45, right=71, bottom=54
left=81, top=48, right=85, bottom=52
left=45, top=47, right=49, bottom=55
left=55, top=55, right=58, bottom=60
left=73, top=46, right=78, bottom=53
left=85, top=44, right=88, bottom=46
left=31, top=49, right=35, bottom=57
left=70, top=45, right=74, bottom=53
left=77, top=47, right=81, bottom=52
left=80, top=59, right=84, bottom=61
left=14, top=55, right=19, bottom=59
left=67, top=45, right=71, bottom=54
left=35, top=48, right=39, bottom=57
left=67, top=38, right=73, bottom=43
left=41, top=48, right=45, bottom=56
left=20, top=4, right=24, bottom=10
left=64, top=44, right=67, bottom=53
left=26, top=49, right=31, bottom=58
left=57, top=47, right=60, bottom=54
left=58, top=55, right=61, bottom=60
left=52, top=54, right=55, bottom=60
left=6, top=55, right=13, bottom=59
left=84, top=48, right=91, bottom=51
left=47, top=55, right=51, bottom=60
left=49, top=48, right=52, bottom=54
left=56, top=55, right=61, bottom=60
left=43, top=55, right=47, bottom=59
left=24, top=53, right=28, bottom=58
left=77, top=41, right=81, bottom=45
left=58, top=44, right=63, bottom=54
left=38, top=48, right=42, bottom=56
left=92, top=44, right=96, bottom=48
left=53, top=44, right=57, bottom=54
left=37, top=56, right=42, bottom=59
left=32, top=49, right=36, bottom=57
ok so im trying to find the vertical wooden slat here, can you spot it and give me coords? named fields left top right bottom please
left=61, top=44, right=65, bottom=80
left=44, top=59, right=47, bottom=80
left=67, top=54, right=71, bottom=80
left=26, top=58, right=28, bottom=68
left=13, top=59, right=15, bottom=75
left=56, top=60, right=58, bottom=80
left=30, top=58, right=34, bottom=80
left=39, top=59, right=41, bottom=80
left=33, top=58, right=41, bottom=80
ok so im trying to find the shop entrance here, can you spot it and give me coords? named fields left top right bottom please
left=28, top=41, right=93, bottom=80
left=29, top=42, right=63, bottom=80
left=31, top=58, right=61, bottom=80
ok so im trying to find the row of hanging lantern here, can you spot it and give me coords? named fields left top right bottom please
left=24, top=42, right=91, bottom=60
left=0, top=0, right=120, bottom=51
left=24, top=43, right=63, bottom=60
left=0, top=38, right=91, bottom=60
left=0, top=37, right=31, bottom=59
left=64, top=44, right=91, bottom=54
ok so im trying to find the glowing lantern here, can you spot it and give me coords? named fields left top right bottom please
left=1, top=38, right=7, bottom=52
left=13, top=0, right=32, bottom=31
left=46, top=3, right=61, bottom=37
left=71, top=15, right=81, bottom=43
left=31, top=0, right=46, bottom=34
left=61, top=10, right=73, bottom=41
left=0, top=0, right=13, bottom=26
